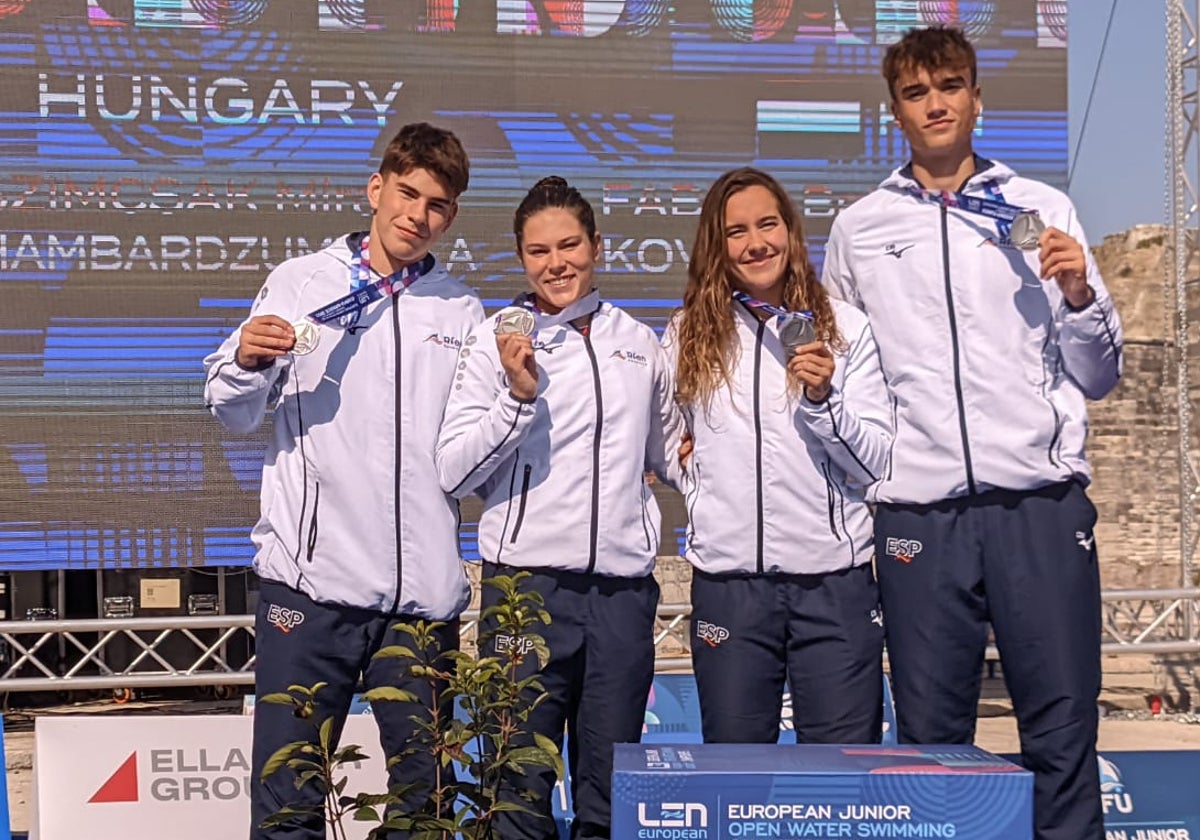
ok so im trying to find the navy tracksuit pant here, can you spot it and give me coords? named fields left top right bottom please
left=689, top=563, right=884, bottom=744
left=874, top=480, right=1103, bottom=840
left=249, top=579, right=459, bottom=840
left=479, top=561, right=658, bottom=840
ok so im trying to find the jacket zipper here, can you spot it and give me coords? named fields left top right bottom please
left=291, top=385, right=310, bottom=569
left=582, top=331, right=604, bottom=573
left=752, top=318, right=766, bottom=573
left=509, top=464, right=533, bottom=544
left=387, top=294, right=404, bottom=614
left=940, top=203, right=977, bottom=495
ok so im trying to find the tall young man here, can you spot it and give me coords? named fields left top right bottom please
left=821, top=27, right=1123, bottom=840
left=203, top=122, right=481, bottom=839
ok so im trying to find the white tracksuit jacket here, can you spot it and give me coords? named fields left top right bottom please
left=821, top=159, right=1123, bottom=505
left=663, top=300, right=892, bottom=575
left=203, top=234, right=483, bottom=617
left=435, top=292, right=685, bottom=577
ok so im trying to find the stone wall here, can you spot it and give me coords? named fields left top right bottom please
left=1089, top=225, right=1190, bottom=589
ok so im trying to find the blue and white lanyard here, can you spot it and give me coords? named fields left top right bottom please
left=303, top=234, right=428, bottom=329
left=904, top=180, right=1030, bottom=245
left=731, top=290, right=813, bottom=328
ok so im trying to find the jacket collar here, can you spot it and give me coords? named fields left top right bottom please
left=883, top=155, right=1015, bottom=193
left=515, top=288, right=603, bottom=332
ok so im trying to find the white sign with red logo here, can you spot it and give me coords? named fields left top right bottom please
left=31, top=715, right=386, bottom=840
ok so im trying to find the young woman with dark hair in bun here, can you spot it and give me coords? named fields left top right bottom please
left=436, top=176, right=684, bottom=840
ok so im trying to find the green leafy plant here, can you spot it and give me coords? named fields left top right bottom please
left=257, top=681, right=384, bottom=840
left=259, top=572, right=564, bottom=840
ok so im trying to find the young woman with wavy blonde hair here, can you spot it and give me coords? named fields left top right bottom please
left=664, top=166, right=891, bottom=745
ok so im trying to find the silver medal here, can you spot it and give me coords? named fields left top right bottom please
left=1010, top=211, right=1045, bottom=251
left=779, top=315, right=816, bottom=356
left=494, top=306, right=536, bottom=337
left=291, top=320, right=320, bottom=355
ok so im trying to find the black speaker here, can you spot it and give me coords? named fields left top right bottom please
left=1, top=570, right=101, bottom=681
left=98, top=567, right=253, bottom=678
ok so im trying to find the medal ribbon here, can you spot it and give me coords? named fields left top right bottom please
left=731, top=291, right=813, bottom=328
left=903, top=180, right=1037, bottom=245
left=513, top=289, right=603, bottom=332
left=304, top=234, right=430, bottom=328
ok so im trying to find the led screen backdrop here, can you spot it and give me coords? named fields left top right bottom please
left=0, top=0, right=1071, bottom=570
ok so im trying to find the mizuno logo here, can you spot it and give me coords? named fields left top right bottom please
left=884, top=242, right=915, bottom=259
left=1076, top=531, right=1095, bottom=551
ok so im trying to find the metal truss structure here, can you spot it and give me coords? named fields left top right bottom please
left=1168, top=0, right=1200, bottom=597
left=0, top=591, right=1196, bottom=695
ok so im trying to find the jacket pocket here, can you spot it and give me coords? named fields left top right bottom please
left=509, top=464, right=533, bottom=544
left=821, top=461, right=842, bottom=541
left=640, top=482, right=654, bottom=553
left=305, top=481, right=321, bottom=562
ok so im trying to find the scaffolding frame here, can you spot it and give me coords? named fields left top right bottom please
left=0, top=590, right=1196, bottom=695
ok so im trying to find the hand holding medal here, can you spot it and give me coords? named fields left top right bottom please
left=235, top=314, right=300, bottom=369
left=494, top=306, right=538, bottom=401
left=1036, top=225, right=1094, bottom=309
left=786, top=331, right=835, bottom=403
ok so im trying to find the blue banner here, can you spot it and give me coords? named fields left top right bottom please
left=615, top=743, right=1034, bottom=840
left=1097, top=751, right=1199, bottom=840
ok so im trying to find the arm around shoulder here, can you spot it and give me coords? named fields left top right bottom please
left=644, top=337, right=687, bottom=490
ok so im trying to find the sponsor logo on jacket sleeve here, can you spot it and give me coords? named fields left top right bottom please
left=423, top=332, right=463, bottom=350
left=610, top=349, right=648, bottom=366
